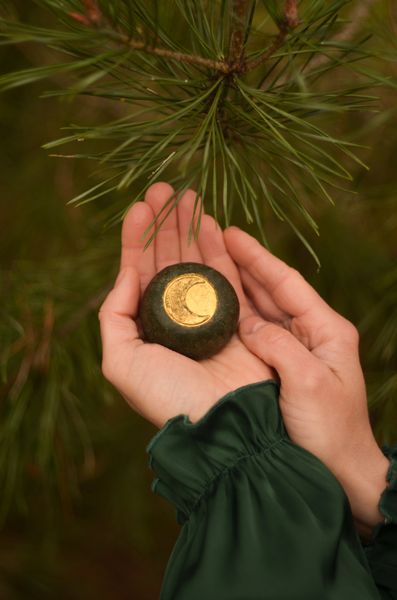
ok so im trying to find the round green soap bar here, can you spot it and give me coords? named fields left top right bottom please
left=139, top=262, right=240, bottom=360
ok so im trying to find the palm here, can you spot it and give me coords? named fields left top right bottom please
left=100, top=183, right=272, bottom=428
left=125, top=332, right=269, bottom=426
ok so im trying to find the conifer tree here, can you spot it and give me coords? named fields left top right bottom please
left=0, top=1, right=396, bottom=594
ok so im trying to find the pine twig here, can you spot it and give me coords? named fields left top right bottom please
left=228, top=0, right=250, bottom=71
left=69, top=0, right=102, bottom=26
left=119, top=35, right=230, bottom=73
left=260, top=0, right=376, bottom=90
left=246, top=0, right=299, bottom=73
left=69, top=5, right=231, bottom=73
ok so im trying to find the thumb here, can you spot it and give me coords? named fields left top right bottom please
left=239, top=315, right=320, bottom=386
left=99, top=266, right=141, bottom=355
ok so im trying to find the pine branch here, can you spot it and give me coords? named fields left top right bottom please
left=69, top=0, right=102, bottom=26
left=119, top=34, right=229, bottom=73
left=0, top=0, right=396, bottom=533
left=245, top=0, right=299, bottom=73
left=228, top=0, right=250, bottom=71
left=0, top=0, right=390, bottom=264
left=68, top=2, right=231, bottom=74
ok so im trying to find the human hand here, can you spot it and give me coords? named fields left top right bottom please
left=224, top=227, right=389, bottom=536
left=99, top=183, right=272, bottom=429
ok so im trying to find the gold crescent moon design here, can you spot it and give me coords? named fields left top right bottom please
left=163, top=273, right=218, bottom=327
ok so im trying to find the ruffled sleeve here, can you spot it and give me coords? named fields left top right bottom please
left=147, top=380, right=382, bottom=600
left=363, top=444, right=397, bottom=599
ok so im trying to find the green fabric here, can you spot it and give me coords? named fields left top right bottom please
left=363, top=441, right=397, bottom=599
left=147, top=380, right=396, bottom=599
left=378, top=443, right=397, bottom=525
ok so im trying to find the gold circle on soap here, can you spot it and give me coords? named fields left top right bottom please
left=163, top=273, right=217, bottom=327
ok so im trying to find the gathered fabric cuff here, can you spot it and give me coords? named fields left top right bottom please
left=366, top=443, right=397, bottom=541
left=146, top=380, right=285, bottom=522
left=146, top=380, right=382, bottom=599
left=363, top=443, right=397, bottom=592
left=379, top=443, right=397, bottom=525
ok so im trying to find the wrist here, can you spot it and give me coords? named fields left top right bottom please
left=331, top=442, right=389, bottom=535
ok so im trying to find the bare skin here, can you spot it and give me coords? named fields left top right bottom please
left=223, top=226, right=389, bottom=539
left=99, top=181, right=389, bottom=540
left=99, top=182, right=273, bottom=428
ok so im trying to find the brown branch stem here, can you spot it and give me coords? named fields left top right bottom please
left=268, top=0, right=376, bottom=90
left=119, top=35, right=230, bottom=73
left=245, top=28, right=288, bottom=73
left=72, top=0, right=295, bottom=76
left=228, top=0, right=250, bottom=71
left=72, top=0, right=373, bottom=82
left=69, top=6, right=231, bottom=73
left=245, top=0, right=299, bottom=73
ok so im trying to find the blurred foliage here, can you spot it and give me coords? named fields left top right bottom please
left=0, top=1, right=396, bottom=598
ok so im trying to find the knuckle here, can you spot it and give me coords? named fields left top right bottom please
left=98, top=307, right=121, bottom=326
left=339, top=318, right=360, bottom=344
left=288, top=266, right=302, bottom=280
left=269, top=266, right=305, bottom=297
left=265, top=325, right=291, bottom=347
left=302, top=369, right=327, bottom=393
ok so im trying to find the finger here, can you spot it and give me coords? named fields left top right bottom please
left=144, top=181, right=181, bottom=271
left=177, top=189, right=203, bottom=263
left=240, top=266, right=289, bottom=325
left=121, top=201, right=156, bottom=293
left=197, top=215, right=253, bottom=320
left=224, top=226, right=327, bottom=316
left=239, top=314, right=322, bottom=388
left=224, top=226, right=346, bottom=346
left=99, top=267, right=142, bottom=357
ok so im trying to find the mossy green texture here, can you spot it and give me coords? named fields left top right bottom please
left=139, top=262, right=239, bottom=360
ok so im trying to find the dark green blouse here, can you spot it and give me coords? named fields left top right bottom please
left=147, top=380, right=397, bottom=599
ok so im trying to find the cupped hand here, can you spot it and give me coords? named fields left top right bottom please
left=99, top=183, right=272, bottom=429
left=224, top=226, right=389, bottom=534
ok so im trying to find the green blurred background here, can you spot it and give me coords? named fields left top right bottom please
left=0, top=20, right=177, bottom=599
left=1, top=2, right=397, bottom=598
